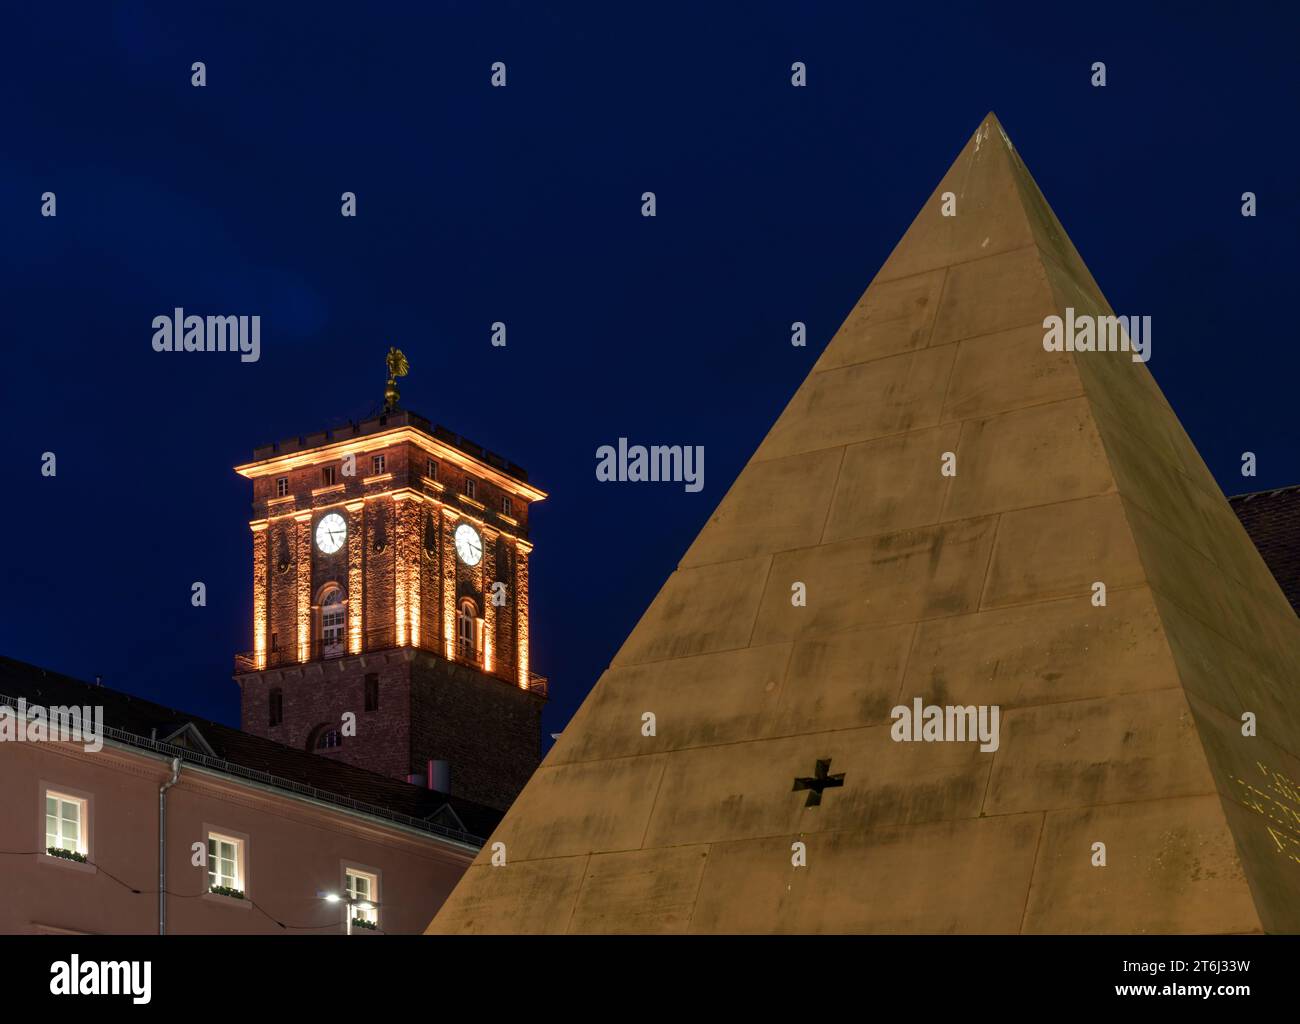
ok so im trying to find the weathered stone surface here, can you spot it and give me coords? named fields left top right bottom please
left=690, top=814, right=1043, bottom=934
left=434, top=856, right=589, bottom=934
left=611, top=555, right=771, bottom=667
left=941, top=322, right=1083, bottom=422
left=568, top=846, right=711, bottom=934
left=681, top=447, right=842, bottom=568
left=813, top=269, right=946, bottom=372
left=753, top=344, right=955, bottom=462
left=822, top=425, right=960, bottom=541
left=981, top=493, right=1145, bottom=608
left=752, top=517, right=998, bottom=640
left=905, top=585, right=1179, bottom=709
left=985, top=689, right=1217, bottom=814
left=549, top=644, right=791, bottom=764
left=941, top=396, right=1114, bottom=521
left=641, top=726, right=989, bottom=847
left=1022, top=796, right=1261, bottom=934
left=430, top=113, right=1300, bottom=935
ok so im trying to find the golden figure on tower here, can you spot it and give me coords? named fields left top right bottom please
left=384, top=347, right=409, bottom=411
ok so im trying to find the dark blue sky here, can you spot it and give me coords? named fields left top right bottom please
left=2, top=3, right=1297, bottom=745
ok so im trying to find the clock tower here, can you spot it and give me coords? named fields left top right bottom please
left=232, top=364, right=547, bottom=811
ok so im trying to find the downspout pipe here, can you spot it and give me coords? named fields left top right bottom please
left=159, top=758, right=182, bottom=935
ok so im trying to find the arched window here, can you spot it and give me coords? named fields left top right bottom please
left=308, top=724, right=342, bottom=751
left=319, top=584, right=346, bottom=658
left=456, top=598, right=479, bottom=662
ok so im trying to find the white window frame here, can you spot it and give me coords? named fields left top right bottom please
left=372, top=453, right=386, bottom=475
left=206, top=829, right=247, bottom=896
left=44, top=790, right=87, bottom=857
left=464, top=477, right=476, bottom=499
left=502, top=495, right=512, bottom=517
left=426, top=458, right=438, bottom=480
left=344, top=867, right=380, bottom=928
left=276, top=476, right=289, bottom=497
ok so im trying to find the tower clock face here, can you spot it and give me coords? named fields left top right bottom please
left=454, top=523, right=483, bottom=566
left=315, top=512, right=347, bottom=554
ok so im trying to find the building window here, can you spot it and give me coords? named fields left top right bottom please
left=464, top=477, right=476, bottom=500
left=270, top=631, right=278, bottom=652
left=345, top=868, right=379, bottom=928
left=457, top=598, right=480, bottom=662
left=276, top=476, right=289, bottom=498
left=364, top=673, right=379, bottom=712
left=45, top=791, right=86, bottom=857
left=269, top=688, right=283, bottom=727
left=320, top=585, right=346, bottom=658
left=322, top=466, right=337, bottom=487
left=207, top=832, right=244, bottom=894
left=426, top=458, right=438, bottom=480
left=316, top=728, right=342, bottom=750
left=372, top=453, right=385, bottom=475
left=502, top=495, right=512, bottom=517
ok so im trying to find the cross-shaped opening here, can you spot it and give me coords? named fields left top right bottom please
left=792, top=758, right=845, bottom=807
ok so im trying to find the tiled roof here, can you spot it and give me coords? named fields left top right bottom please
left=1230, top=484, right=1300, bottom=615
left=0, top=657, right=502, bottom=843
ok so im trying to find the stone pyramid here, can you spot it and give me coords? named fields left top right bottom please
left=429, top=113, right=1300, bottom=934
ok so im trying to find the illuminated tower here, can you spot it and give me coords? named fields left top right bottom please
left=232, top=379, right=547, bottom=811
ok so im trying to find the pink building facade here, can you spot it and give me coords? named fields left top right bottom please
left=0, top=659, right=496, bottom=935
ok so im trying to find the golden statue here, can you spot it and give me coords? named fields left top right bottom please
left=384, top=347, right=409, bottom=411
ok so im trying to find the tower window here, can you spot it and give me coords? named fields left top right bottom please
left=269, top=688, right=283, bottom=727
left=426, top=458, right=438, bottom=480
left=320, top=585, right=346, bottom=658
left=464, top=478, right=476, bottom=500
left=457, top=598, right=480, bottom=662
left=502, top=495, right=512, bottom=517
left=276, top=477, right=289, bottom=498
left=322, top=466, right=337, bottom=487
left=315, top=728, right=342, bottom=750
left=364, top=673, right=379, bottom=712
left=372, top=453, right=385, bottom=475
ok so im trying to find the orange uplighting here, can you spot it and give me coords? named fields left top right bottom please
left=250, top=522, right=269, bottom=670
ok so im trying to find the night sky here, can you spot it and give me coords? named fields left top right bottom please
left=3, top=4, right=1297, bottom=748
